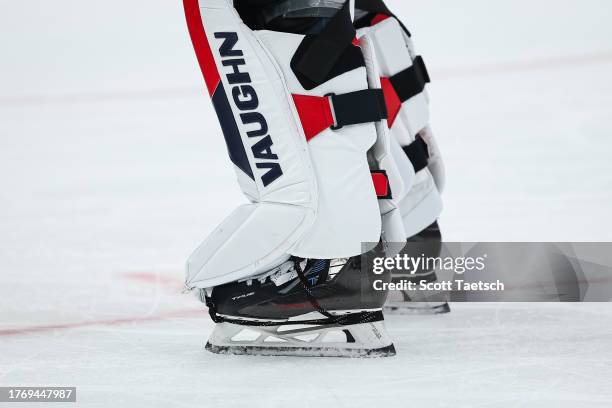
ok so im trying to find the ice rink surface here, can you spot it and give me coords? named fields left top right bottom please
left=1, top=0, right=612, bottom=407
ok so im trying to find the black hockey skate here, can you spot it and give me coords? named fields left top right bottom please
left=202, top=256, right=396, bottom=357
left=384, top=222, right=451, bottom=315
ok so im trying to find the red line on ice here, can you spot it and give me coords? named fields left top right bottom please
left=120, top=271, right=182, bottom=286
left=0, top=309, right=205, bottom=337
left=434, top=51, right=612, bottom=79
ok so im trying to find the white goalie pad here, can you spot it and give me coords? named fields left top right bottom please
left=187, top=204, right=305, bottom=288
left=376, top=17, right=446, bottom=193
left=358, top=17, right=444, bottom=237
left=184, top=0, right=382, bottom=288
left=257, top=31, right=381, bottom=259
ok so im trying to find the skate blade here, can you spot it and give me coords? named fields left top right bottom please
left=384, top=302, right=451, bottom=315
left=205, top=342, right=396, bottom=358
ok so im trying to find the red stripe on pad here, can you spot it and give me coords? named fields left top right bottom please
left=183, top=0, right=221, bottom=96
left=292, top=94, right=335, bottom=141
left=380, top=77, right=401, bottom=128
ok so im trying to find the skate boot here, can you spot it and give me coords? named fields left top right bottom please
left=384, top=222, right=451, bottom=315
left=202, top=256, right=396, bottom=357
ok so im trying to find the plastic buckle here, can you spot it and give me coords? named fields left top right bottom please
left=325, top=93, right=343, bottom=130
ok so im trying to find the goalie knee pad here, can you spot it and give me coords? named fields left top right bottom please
left=183, top=0, right=408, bottom=288
left=355, top=0, right=446, bottom=237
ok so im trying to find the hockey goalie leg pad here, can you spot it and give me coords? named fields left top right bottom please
left=184, top=0, right=317, bottom=288
left=356, top=9, right=444, bottom=237
left=184, top=0, right=388, bottom=288
left=355, top=2, right=446, bottom=193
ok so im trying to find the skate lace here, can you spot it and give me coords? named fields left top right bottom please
left=291, top=258, right=382, bottom=327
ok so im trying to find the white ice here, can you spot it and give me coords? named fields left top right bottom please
left=1, top=0, right=612, bottom=407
